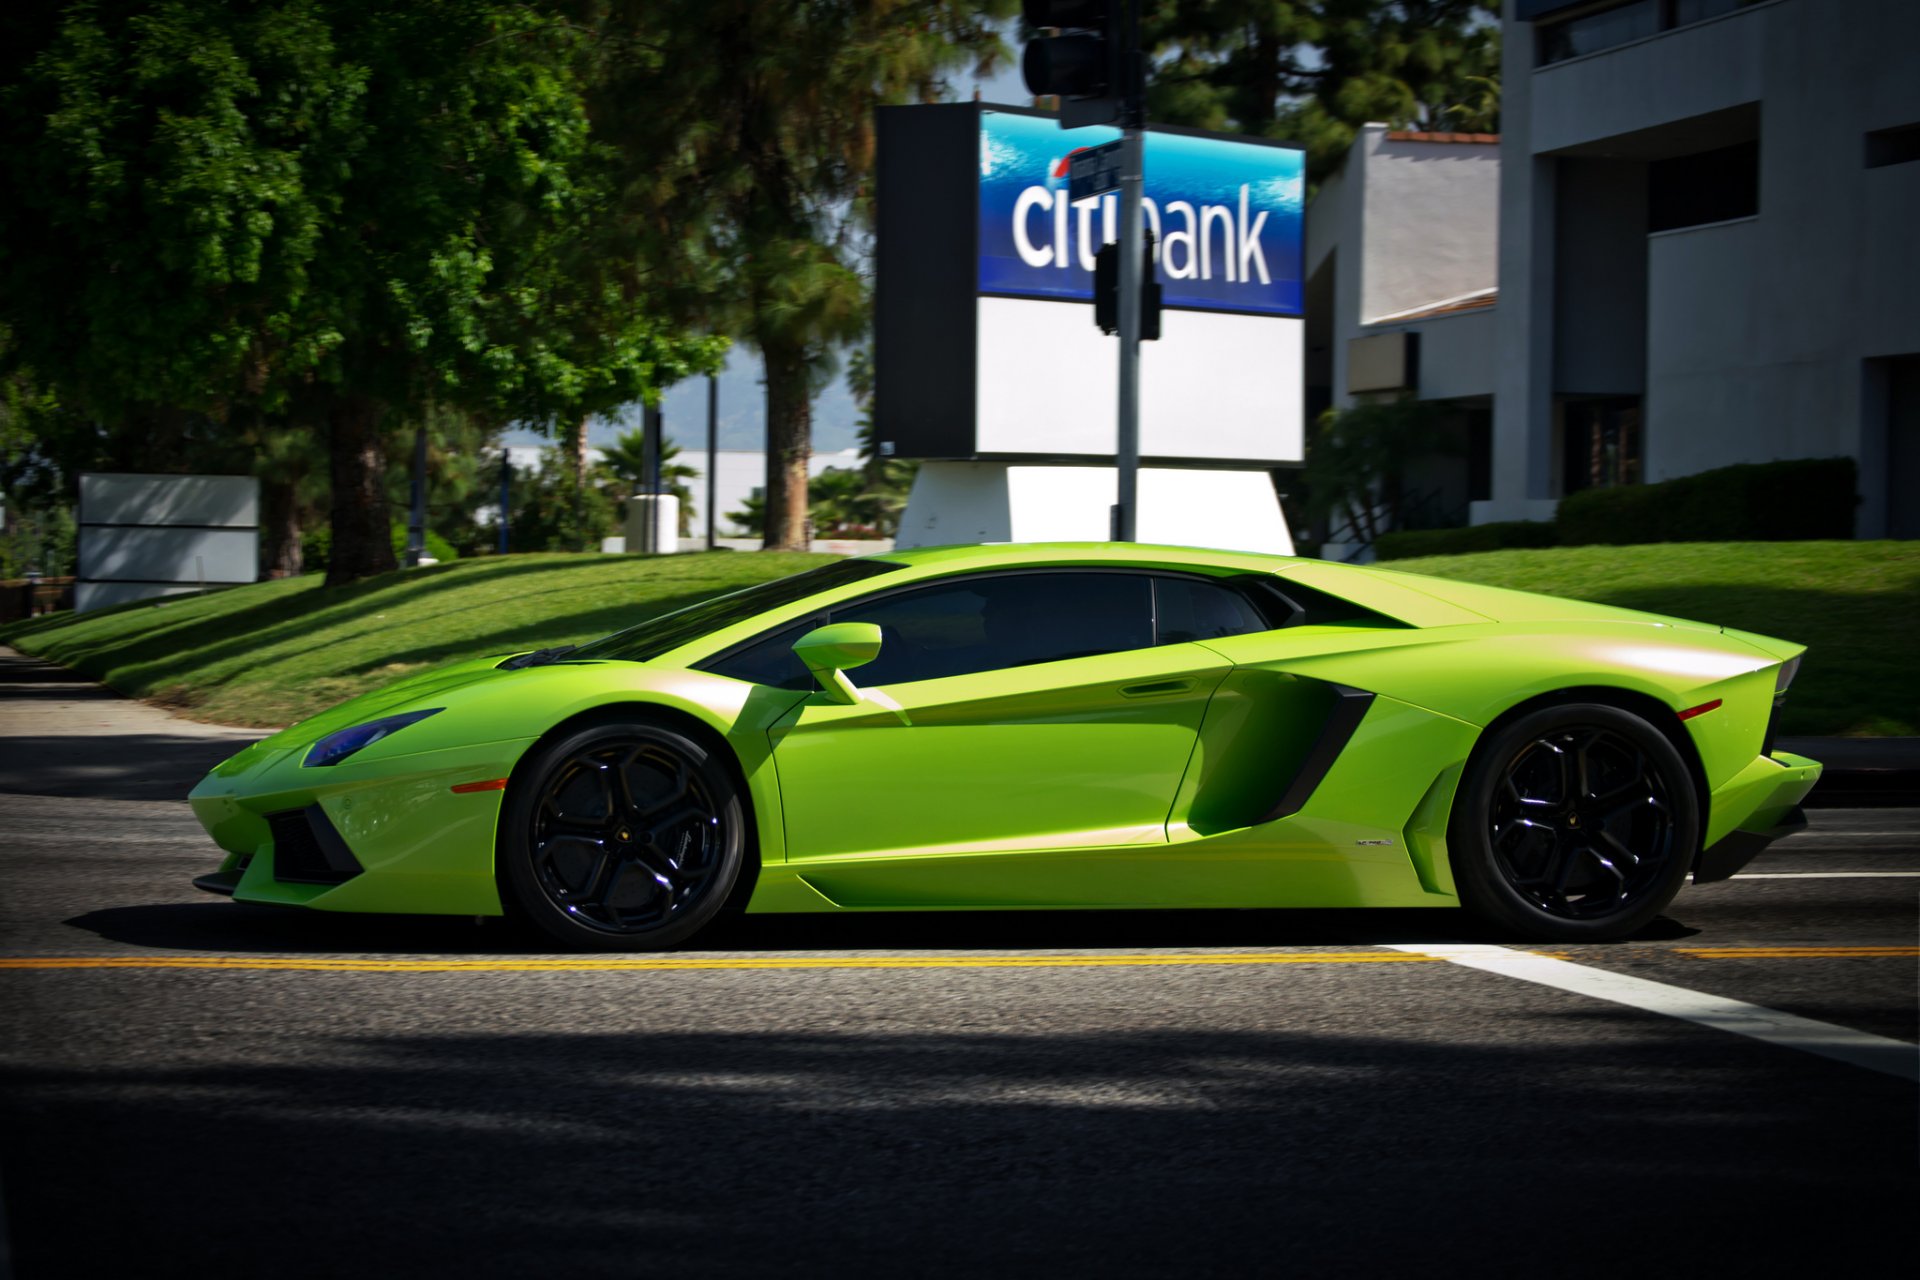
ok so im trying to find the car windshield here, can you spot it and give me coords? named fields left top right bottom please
left=567, top=559, right=905, bottom=664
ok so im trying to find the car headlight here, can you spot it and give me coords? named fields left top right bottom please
left=303, top=709, right=443, bottom=768
left=1776, top=655, right=1802, bottom=695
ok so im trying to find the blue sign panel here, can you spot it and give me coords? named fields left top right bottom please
left=977, top=109, right=1304, bottom=318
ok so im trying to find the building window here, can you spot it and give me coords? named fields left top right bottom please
left=1865, top=123, right=1920, bottom=169
left=1538, top=1, right=1659, bottom=64
left=1538, top=0, right=1765, bottom=67
left=1649, top=140, right=1758, bottom=231
left=1561, top=398, right=1643, bottom=494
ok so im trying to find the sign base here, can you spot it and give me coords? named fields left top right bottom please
left=894, top=461, right=1294, bottom=556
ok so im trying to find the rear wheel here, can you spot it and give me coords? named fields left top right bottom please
left=1451, top=703, right=1699, bottom=942
left=500, top=717, right=748, bottom=951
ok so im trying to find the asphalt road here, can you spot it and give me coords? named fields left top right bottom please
left=1, top=659, right=1915, bottom=1278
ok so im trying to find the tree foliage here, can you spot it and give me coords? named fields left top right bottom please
left=0, top=1, right=720, bottom=585
left=1144, top=1, right=1501, bottom=180
left=1303, top=397, right=1456, bottom=546
left=589, top=0, right=1014, bottom=550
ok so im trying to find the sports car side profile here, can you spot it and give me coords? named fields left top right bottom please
left=188, top=542, right=1821, bottom=948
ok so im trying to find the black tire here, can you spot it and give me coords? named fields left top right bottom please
left=1451, top=702, right=1699, bottom=942
left=499, top=716, right=750, bottom=951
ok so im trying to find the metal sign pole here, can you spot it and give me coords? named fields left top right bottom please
left=1114, top=126, right=1142, bottom=543
left=1112, top=0, right=1144, bottom=543
left=706, top=374, right=718, bottom=551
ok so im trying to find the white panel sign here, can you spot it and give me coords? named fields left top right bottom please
left=78, top=526, right=259, bottom=586
left=974, top=297, right=1302, bottom=463
left=79, top=473, right=260, bottom=527
left=76, top=472, right=261, bottom=611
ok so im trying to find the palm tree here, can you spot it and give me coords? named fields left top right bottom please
left=599, top=427, right=700, bottom=537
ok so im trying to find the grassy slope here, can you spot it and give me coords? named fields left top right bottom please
left=1390, top=541, right=1920, bottom=737
left=4, top=542, right=1912, bottom=736
left=0, top=552, right=831, bottom=728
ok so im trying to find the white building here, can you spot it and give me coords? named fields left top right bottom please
left=1307, top=124, right=1502, bottom=533
left=1492, top=0, right=1919, bottom=535
left=1307, top=0, right=1920, bottom=542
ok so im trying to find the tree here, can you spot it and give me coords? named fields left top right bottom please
left=598, top=427, right=700, bottom=537
left=592, top=1, right=1014, bottom=551
left=0, top=1, right=719, bottom=587
left=1302, top=398, right=1455, bottom=546
left=848, top=345, right=917, bottom=536
left=1144, top=1, right=1501, bottom=181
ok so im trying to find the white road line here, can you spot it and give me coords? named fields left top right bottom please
left=1391, top=943, right=1919, bottom=1083
left=1728, top=872, right=1920, bottom=879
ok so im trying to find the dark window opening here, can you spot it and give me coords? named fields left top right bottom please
left=1538, top=0, right=1659, bottom=64
left=1649, top=140, right=1758, bottom=231
left=1561, top=398, right=1644, bottom=494
left=1537, top=0, right=1765, bottom=67
left=1468, top=407, right=1494, bottom=503
left=1866, top=123, right=1920, bottom=170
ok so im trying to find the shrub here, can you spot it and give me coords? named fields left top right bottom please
left=1374, top=521, right=1558, bottom=561
left=1555, top=457, right=1857, bottom=545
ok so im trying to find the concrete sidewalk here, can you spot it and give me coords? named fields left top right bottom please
left=1, top=644, right=1912, bottom=805
left=0, top=646, right=263, bottom=801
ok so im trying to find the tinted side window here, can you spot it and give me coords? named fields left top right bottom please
left=1153, top=577, right=1271, bottom=644
left=841, top=572, right=1153, bottom=686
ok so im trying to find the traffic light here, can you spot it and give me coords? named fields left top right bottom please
left=1021, top=0, right=1125, bottom=128
left=1093, top=229, right=1161, bottom=341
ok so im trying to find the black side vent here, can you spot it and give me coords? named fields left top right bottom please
left=1762, top=695, right=1784, bottom=759
left=269, top=806, right=363, bottom=885
left=1252, top=685, right=1377, bottom=825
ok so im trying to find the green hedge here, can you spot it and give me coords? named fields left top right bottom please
left=1370, top=457, right=1858, bottom=558
left=1555, top=457, right=1857, bottom=545
left=1374, top=521, right=1559, bottom=561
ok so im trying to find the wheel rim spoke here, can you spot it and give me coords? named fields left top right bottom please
left=530, top=739, right=725, bottom=936
left=1488, top=725, right=1675, bottom=921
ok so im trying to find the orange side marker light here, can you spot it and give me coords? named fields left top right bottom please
left=1676, top=699, right=1722, bottom=721
left=450, top=778, right=509, bottom=794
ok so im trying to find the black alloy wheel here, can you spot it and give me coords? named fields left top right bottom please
left=1452, top=703, right=1699, bottom=941
left=500, top=717, right=749, bottom=950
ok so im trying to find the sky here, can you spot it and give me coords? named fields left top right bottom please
left=506, top=32, right=1032, bottom=458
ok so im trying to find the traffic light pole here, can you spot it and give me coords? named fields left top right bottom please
left=1111, top=0, right=1144, bottom=543
left=1113, top=125, right=1142, bottom=543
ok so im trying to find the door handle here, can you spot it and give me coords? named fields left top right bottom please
left=1120, top=679, right=1196, bottom=698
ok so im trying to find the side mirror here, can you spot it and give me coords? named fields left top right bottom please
left=792, top=622, right=882, bottom=704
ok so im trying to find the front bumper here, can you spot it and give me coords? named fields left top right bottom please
left=187, top=736, right=536, bottom=915
left=1694, top=749, right=1822, bottom=884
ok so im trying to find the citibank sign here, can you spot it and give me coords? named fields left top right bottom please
left=977, top=109, right=1304, bottom=318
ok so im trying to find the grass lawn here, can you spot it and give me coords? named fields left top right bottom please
left=0, top=551, right=831, bottom=728
left=1390, top=541, right=1920, bottom=737
left=4, top=541, right=1912, bottom=736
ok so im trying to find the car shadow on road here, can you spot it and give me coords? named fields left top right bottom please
left=61, top=900, right=1701, bottom=956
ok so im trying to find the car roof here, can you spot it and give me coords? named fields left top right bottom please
left=865, top=541, right=1303, bottom=576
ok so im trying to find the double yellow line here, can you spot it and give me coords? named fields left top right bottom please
left=0, top=947, right=1911, bottom=973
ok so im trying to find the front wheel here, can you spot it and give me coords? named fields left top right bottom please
left=499, top=717, right=749, bottom=951
left=1451, top=703, right=1700, bottom=942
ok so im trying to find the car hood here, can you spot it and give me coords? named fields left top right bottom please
left=250, top=653, right=523, bottom=755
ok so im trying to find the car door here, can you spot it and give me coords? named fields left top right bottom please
left=759, top=571, right=1233, bottom=879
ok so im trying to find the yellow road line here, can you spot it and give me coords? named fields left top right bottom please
left=0, top=951, right=1439, bottom=973
left=2, top=947, right=1911, bottom=973
left=1674, top=946, right=1919, bottom=959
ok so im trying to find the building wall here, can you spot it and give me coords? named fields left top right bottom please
left=1358, top=133, right=1501, bottom=323
left=1483, top=0, right=1920, bottom=535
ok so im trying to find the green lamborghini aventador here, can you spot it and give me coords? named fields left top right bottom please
left=188, top=542, right=1821, bottom=949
